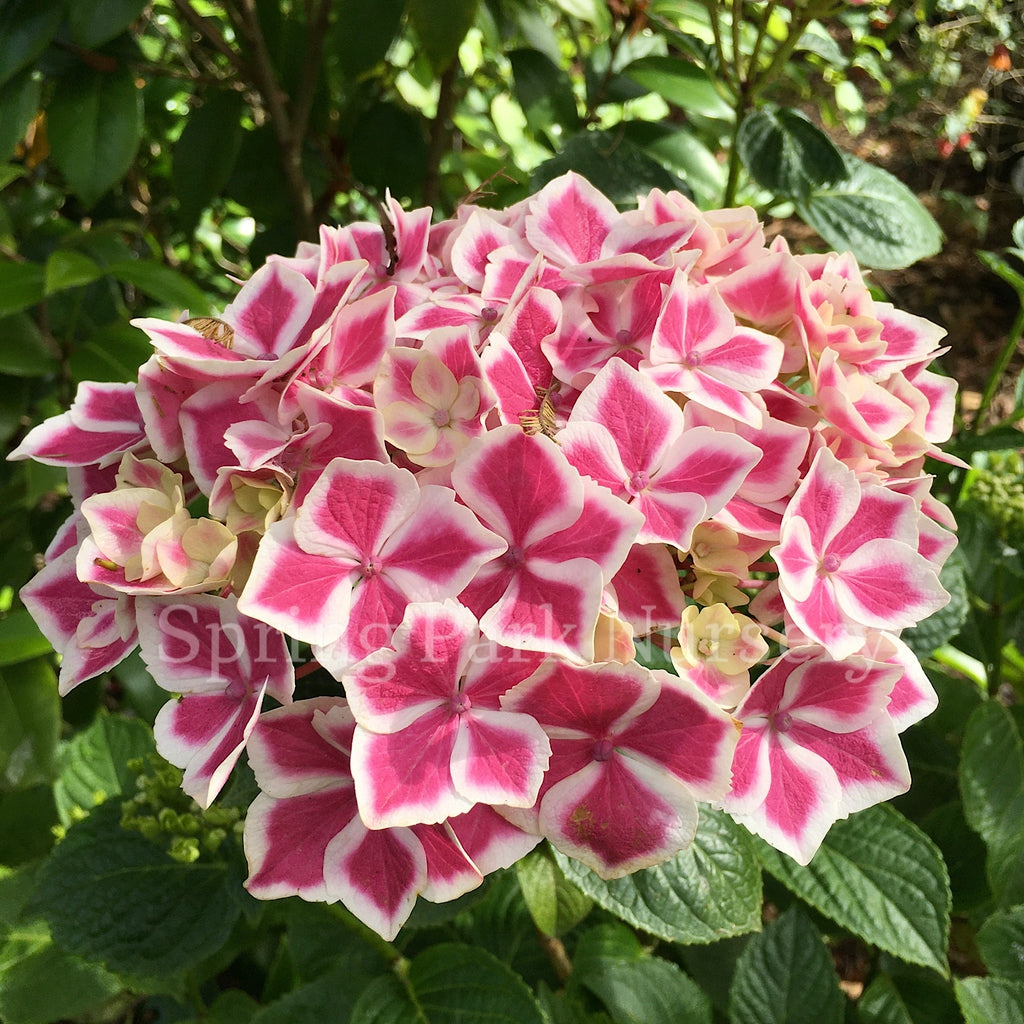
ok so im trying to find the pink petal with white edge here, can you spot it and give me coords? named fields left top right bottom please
left=237, top=520, right=355, bottom=646
left=525, top=171, right=617, bottom=267
left=539, top=754, right=699, bottom=878
left=448, top=804, right=543, bottom=875
left=608, top=544, right=686, bottom=633
left=323, top=816, right=428, bottom=941
left=223, top=260, right=316, bottom=359
left=868, top=633, right=938, bottom=732
left=412, top=822, right=483, bottom=903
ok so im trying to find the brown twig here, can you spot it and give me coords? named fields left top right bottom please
left=423, top=62, right=459, bottom=211
left=171, top=0, right=244, bottom=71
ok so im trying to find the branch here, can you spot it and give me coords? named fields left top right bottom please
left=422, top=62, right=459, bottom=211
left=171, top=0, right=244, bottom=72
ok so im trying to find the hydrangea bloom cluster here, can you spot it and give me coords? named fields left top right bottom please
left=12, top=173, right=956, bottom=940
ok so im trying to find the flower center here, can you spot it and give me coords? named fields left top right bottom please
left=449, top=692, right=472, bottom=715
left=481, top=306, right=498, bottom=322
left=432, top=408, right=452, bottom=427
left=625, top=470, right=650, bottom=496
left=592, top=738, right=615, bottom=762
left=615, top=328, right=632, bottom=345
left=503, top=545, right=525, bottom=568
left=819, top=552, right=842, bottom=575
left=361, top=560, right=381, bottom=578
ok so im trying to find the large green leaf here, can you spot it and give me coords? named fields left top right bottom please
left=330, top=0, right=407, bottom=80
left=69, top=323, right=154, bottom=384
left=0, top=70, right=41, bottom=163
left=954, top=977, right=1024, bottom=1024
left=0, top=265, right=44, bottom=318
left=510, top=49, right=580, bottom=136
left=0, top=0, right=63, bottom=88
left=349, top=943, right=546, bottom=1023
left=33, top=801, right=240, bottom=977
left=728, top=908, right=843, bottom=1024
left=251, top=963, right=373, bottom=1024
left=571, top=923, right=712, bottom=1024
left=0, top=610, right=51, bottom=666
left=172, top=90, right=246, bottom=233
left=407, top=0, right=479, bottom=73
left=104, top=258, right=212, bottom=314
left=796, top=154, right=942, bottom=270
left=622, top=56, right=733, bottom=121
left=0, top=785, right=56, bottom=866
left=0, top=941, right=122, bottom=1024
left=47, top=68, right=143, bottom=207
left=0, top=658, right=60, bottom=789
left=553, top=807, right=762, bottom=943
left=44, top=250, right=102, bottom=295
left=975, top=904, right=1024, bottom=979
left=0, top=313, right=56, bottom=377
left=52, top=711, right=155, bottom=826
left=857, top=974, right=916, bottom=1024
left=737, top=106, right=847, bottom=200
left=756, top=804, right=951, bottom=975
left=68, top=0, right=150, bottom=47
left=620, top=121, right=725, bottom=205
left=348, top=102, right=428, bottom=202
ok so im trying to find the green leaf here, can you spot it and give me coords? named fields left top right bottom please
left=0, top=785, right=56, bottom=865
left=737, top=106, right=847, bottom=200
left=407, top=0, right=479, bottom=73
left=33, top=801, right=240, bottom=976
left=0, top=658, right=60, bottom=788
left=0, top=313, right=55, bottom=378
left=510, top=49, right=580, bottom=135
left=0, top=941, right=122, bottom=1024
left=515, top=845, right=592, bottom=937
left=44, top=250, right=102, bottom=295
left=69, top=323, right=154, bottom=384
left=68, top=0, right=149, bottom=47
left=960, top=701, right=1024, bottom=853
left=853, top=974, right=914, bottom=1024
left=181, top=989, right=260, bottom=1024
left=330, top=0, right=406, bottom=80
left=532, top=131, right=684, bottom=208
left=0, top=0, right=63, bottom=88
left=0, top=610, right=51, bottom=666
left=553, top=807, right=762, bottom=944
left=53, top=711, right=155, bottom=826
left=796, top=154, right=942, bottom=270
left=954, top=976, right=1024, bottom=1024
left=172, top=90, right=246, bottom=232
left=620, top=121, right=725, bottom=205
left=622, top=56, right=733, bottom=121
left=348, top=102, right=428, bottom=202
left=47, top=68, right=143, bottom=207
left=728, top=907, right=843, bottom=1024
left=756, top=804, right=951, bottom=976
left=0, top=70, right=41, bottom=163
left=252, top=963, right=372, bottom=1024
left=975, top=904, right=1024, bottom=979
left=0, top=265, right=44, bottom=318
left=572, top=923, right=712, bottom=1024
left=349, top=943, right=546, bottom=1023
left=104, top=258, right=212, bottom=314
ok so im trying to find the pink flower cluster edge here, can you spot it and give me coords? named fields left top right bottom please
left=11, top=172, right=957, bottom=940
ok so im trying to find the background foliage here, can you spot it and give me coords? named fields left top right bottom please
left=0, top=1, right=1022, bottom=1022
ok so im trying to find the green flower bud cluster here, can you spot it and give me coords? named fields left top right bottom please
left=962, top=450, right=1024, bottom=548
left=120, top=755, right=242, bottom=864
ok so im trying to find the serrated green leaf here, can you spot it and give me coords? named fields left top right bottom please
left=0, top=265, right=44, bottom=318
left=407, top=0, right=479, bottom=72
left=44, top=250, right=102, bottom=295
left=172, top=90, right=246, bottom=233
left=573, top=923, right=712, bottom=1024
left=975, top=904, right=1024, bottom=979
left=960, top=701, right=1024, bottom=853
left=796, top=154, right=942, bottom=270
left=330, top=0, right=407, bottom=80
left=0, top=610, right=51, bottom=666
left=48, top=68, right=143, bottom=207
left=104, top=258, right=212, bottom=314
left=349, top=943, right=546, bottom=1023
left=0, top=70, right=41, bottom=163
left=623, top=56, right=732, bottom=121
left=532, top=131, right=683, bottom=207
left=510, top=49, right=580, bottom=135
left=179, top=988, right=260, bottom=1024
left=954, top=976, right=1024, bottom=1024
left=0, top=0, right=63, bottom=88
left=737, top=106, right=847, bottom=200
left=756, top=804, right=951, bottom=975
left=68, top=0, right=149, bottom=48
left=33, top=802, right=239, bottom=976
left=0, top=941, right=122, bottom=1024
left=620, top=122, right=725, bottom=205
left=251, top=963, right=370, bottom=1024
left=728, top=907, right=843, bottom=1024
left=986, top=833, right=1024, bottom=909
left=53, top=711, right=155, bottom=825
left=0, top=658, right=60, bottom=788
left=554, top=807, right=762, bottom=944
